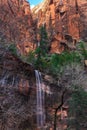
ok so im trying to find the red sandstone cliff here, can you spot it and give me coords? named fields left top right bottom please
left=0, top=0, right=36, bottom=54
left=32, top=0, right=87, bottom=53
left=0, top=0, right=87, bottom=54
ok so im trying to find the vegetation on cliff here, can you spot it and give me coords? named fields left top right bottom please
left=0, top=0, right=87, bottom=130
left=6, top=27, right=87, bottom=129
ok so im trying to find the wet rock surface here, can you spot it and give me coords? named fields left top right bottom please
left=0, top=0, right=87, bottom=130
left=0, top=51, right=36, bottom=130
left=0, top=49, right=69, bottom=130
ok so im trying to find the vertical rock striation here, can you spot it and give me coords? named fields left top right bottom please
left=0, top=0, right=36, bottom=54
left=32, top=0, right=87, bottom=53
left=0, top=0, right=87, bottom=54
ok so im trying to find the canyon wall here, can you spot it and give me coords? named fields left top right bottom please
left=0, top=1, right=87, bottom=130
left=32, top=0, right=87, bottom=53
left=0, top=0, right=87, bottom=54
left=0, top=49, right=69, bottom=130
left=0, top=0, right=36, bottom=54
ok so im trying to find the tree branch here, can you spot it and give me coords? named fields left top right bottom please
left=54, top=89, right=66, bottom=130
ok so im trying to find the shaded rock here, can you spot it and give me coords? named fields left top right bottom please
left=0, top=0, right=36, bottom=54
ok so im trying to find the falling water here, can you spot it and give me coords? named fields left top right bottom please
left=0, top=71, right=15, bottom=87
left=0, top=71, right=9, bottom=86
left=35, top=70, right=45, bottom=129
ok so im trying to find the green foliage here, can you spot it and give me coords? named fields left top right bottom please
left=26, top=51, right=36, bottom=65
left=24, top=41, right=87, bottom=129
left=40, top=26, right=48, bottom=41
left=8, top=43, right=17, bottom=56
left=50, top=51, right=81, bottom=67
left=34, top=55, right=49, bottom=71
left=79, top=41, right=87, bottom=59
left=39, top=26, right=48, bottom=56
left=68, top=86, right=87, bottom=129
left=26, top=50, right=49, bottom=70
left=26, top=40, right=87, bottom=76
left=29, top=25, right=49, bottom=70
left=35, top=47, right=44, bottom=58
left=46, top=51, right=81, bottom=75
left=26, top=49, right=82, bottom=75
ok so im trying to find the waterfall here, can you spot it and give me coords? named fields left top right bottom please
left=0, top=71, right=15, bottom=87
left=0, top=71, right=9, bottom=86
left=35, top=70, right=45, bottom=129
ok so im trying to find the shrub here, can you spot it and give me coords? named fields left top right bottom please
left=68, top=86, right=87, bottom=130
left=50, top=51, right=81, bottom=67
left=38, top=26, right=48, bottom=56
left=79, top=41, right=87, bottom=59
left=8, top=43, right=17, bottom=56
left=26, top=51, right=36, bottom=65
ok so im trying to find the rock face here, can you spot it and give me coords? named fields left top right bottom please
left=0, top=1, right=87, bottom=130
left=0, top=49, right=69, bottom=130
left=32, top=0, right=87, bottom=53
left=79, top=0, right=87, bottom=41
left=0, top=0, right=87, bottom=54
left=0, top=49, right=36, bottom=130
left=1, top=50, right=87, bottom=130
left=0, top=0, right=36, bottom=54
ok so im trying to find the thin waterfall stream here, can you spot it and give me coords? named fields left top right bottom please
left=35, top=70, right=45, bottom=129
